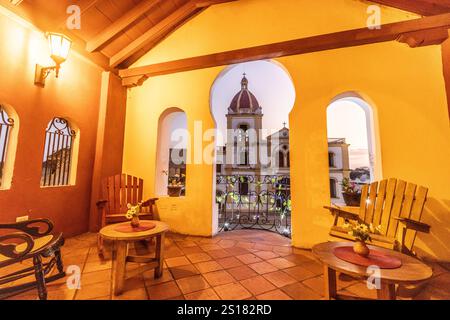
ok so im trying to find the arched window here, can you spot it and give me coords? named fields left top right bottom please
left=155, top=108, right=188, bottom=196
left=278, top=151, right=285, bottom=168
left=329, top=179, right=337, bottom=198
left=286, top=151, right=290, bottom=168
left=328, top=152, right=336, bottom=167
left=41, top=117, right=76, bottom=187
left=0, top=105, right=15, bottom=188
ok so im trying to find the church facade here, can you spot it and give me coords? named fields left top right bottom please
left=216, top=75, right=350, bottom=202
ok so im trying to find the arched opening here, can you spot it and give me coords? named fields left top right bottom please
left=41, top=117, right=79, bottom=187
left=0, top=103, right=19, bottom=189
left=210, top=60, right=296, bottom=237
left=326, top=93, right=381, bottom=204
left=155, top=107, right=188, bottom=197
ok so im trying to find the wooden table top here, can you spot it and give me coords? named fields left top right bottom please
left=312, top=242, right=433, bottom=285
left=100, top=221, right=169, bottom=241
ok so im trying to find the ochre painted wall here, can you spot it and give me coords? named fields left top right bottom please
left=0, top=9, right=103, bottom=237
left=123, top=0, right=450, bottom=260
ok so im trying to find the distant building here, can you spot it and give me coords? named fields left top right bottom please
left=215, top=74, right=351, bottom=201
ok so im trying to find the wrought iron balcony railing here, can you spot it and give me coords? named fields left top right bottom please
left=216, top=175, right=291, bottom=238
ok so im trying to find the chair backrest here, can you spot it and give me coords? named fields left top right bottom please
left=358, top=178, right=428, bottom=249
left=101, top=174, right=144, bottom=215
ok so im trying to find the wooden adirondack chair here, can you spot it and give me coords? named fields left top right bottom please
left=325, top=178, right=431, bottom=256
left=96, top=174, right=158, bottom=255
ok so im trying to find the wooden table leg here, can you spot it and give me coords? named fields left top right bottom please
left=324, top=265, right=337, bottom=300
left=377, top=282, right=396, bottom=300
left=112, top=241, right=127, bottom=296
left=154, top=233, right=165, bottom=278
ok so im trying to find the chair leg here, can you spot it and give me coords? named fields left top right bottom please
left=97, top=234, right=104, bottom=257
left=33, top=255, right=47, bottom=300
left=54, top=249, right=64, bottom=275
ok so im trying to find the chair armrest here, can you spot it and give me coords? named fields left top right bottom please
left=96, top=199, right=108, bottom=208
left=0, top=219, right=54, bottom=237
left=394, top=217, right=431, bottom=233
left=0, top=232, right=34, bottom=261
left=142, top=198, right=159, bottom=207
left=324, top=206, right=359, bottom=221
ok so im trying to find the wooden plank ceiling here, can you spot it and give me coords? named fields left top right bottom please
left=1, top=0, right=449, bottom=71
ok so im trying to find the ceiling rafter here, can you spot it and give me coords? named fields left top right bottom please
left=110, top=0, right=237, bottom=68
left=369, top=0, right=450, bottom=16
left=119, top=12, right=450, bottom=85
left=86, top=0, right=162, bottom=53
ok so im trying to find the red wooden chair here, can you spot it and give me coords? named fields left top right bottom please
left=96, top=174, right=158, bottom=255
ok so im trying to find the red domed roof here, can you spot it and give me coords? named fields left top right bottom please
left=228, top=75, right=262, bottom=114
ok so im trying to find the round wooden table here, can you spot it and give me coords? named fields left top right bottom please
left=100, top=220, right=169, bottom=296
left=312, top=242, right=433, bottom=300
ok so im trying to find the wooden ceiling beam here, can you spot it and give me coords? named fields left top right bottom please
left=119, top=12, right=450, bottom=84
left=369, top=0, right=450, bottom=16
left=110, top=0, right=237, bottom=68
left=86, top=0, right=162, bottom=53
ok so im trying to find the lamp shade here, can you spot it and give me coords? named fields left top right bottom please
left=47, top=33, right=72, bottom=65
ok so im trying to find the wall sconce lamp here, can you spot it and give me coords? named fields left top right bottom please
left=34, top=33, right=72, bottom=87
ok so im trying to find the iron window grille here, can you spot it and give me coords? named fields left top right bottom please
left=41, top=117, right=75, bottom=187
left=0, top=106, right=14, bottom=187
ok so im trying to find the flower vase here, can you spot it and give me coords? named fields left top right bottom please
left=353, top=240, right=370, bottom=257
left=131, top=216, right=140, bottom=228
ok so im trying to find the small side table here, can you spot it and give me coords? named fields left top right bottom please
left=312, top=242, right=433, bottom=300
left=100, top=221, right=169, bottom=296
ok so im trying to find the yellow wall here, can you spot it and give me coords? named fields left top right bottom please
left=123, top=0, right=450, bottom=260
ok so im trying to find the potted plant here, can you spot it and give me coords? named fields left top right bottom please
left=126, top=201, right=143, bottom=227
left=343, top=221, right=382, bottom=257
left=341, top=178, right=361, bottom=206
left=164, top=171, right=185, bottom=197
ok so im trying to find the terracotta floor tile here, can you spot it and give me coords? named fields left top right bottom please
left=186, top=252, right=212, bottom=264
left=281, top=282, right=322, bottom=300
left=413, top=284, right=450, bottom=300
left=263, top=271, right=297, bottom=287
left=283, top=266, right=316, bottom=281
left=248, top=261, right=278, bottom=275
left=79, top=269, right=112, bottom=286
left=113, top=287, right=148, bottom=300
left=214, top=282, right=252, bottom=300
left=203, top=270, right=235, bottom=287
left=236, top=253, right=263, bottom=264
left=200, top=244, right=222, bottom=251
left=240, top=276, right=276, bottom=296
left=227, top=265, right=259, bottom=281
left=254, top=244, right=273, bottom=251
left=184, top=288, right=220, bottom=300
left=218, top=240, right=236, bottom=249
left=254, top=251, right=280, bottom=260
left=236, top=241, right=255, bottom=250
left=75, top=281, right=111, bottom=300
left=195, top=261, right=224, bottom=274
left=272, top=246, right=293, bottom=256
left=217, top=257, right=243, bottom=269
left=176, top=275, right=210, bottom=294
left=177, top=241, right=198, bottom=248
left=283, top=254, right=314, bottom=265
left=256, top=289, right=292, bottom=300
left=344, top=282, right=378, bottom=300
left=181, top=246, right=205, bottom=255
left=165, top=256, right=191, bottom=268
left=83, top=260, right=112, bottom=273
left=164, top=247, right=185, bottom=258
left=225, top=247, right=250, bottom=256
left=208, top=249, right=233, bottom=259
left=301, top=275, right=324, bottom=295
left=266, top=257, right=296, bottom=269
left=147, top=281, right=182, bottom=300
left=301, top=260, right=324, bottom=276
left=144, top=269, right=173, bottom=286
left=170, top=264, right=200, bottom=279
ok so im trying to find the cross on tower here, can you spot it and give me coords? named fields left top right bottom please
left=283, top=122, right=287, bottom=128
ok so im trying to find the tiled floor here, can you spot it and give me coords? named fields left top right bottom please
left=4, top=230, right=450, bottom=300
